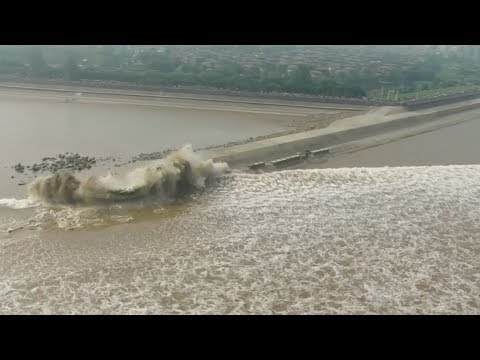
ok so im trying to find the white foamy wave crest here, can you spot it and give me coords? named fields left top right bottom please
left=27, top=144, right=229, bottom=206
left=1, top=165, right=480, bottom=314
left=0, top=198, right=39, bottom=209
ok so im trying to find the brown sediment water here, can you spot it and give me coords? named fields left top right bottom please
left=0, top=94, right=479, bottom=314
left=0, top=94, right=295, bottom=164
left=1, top=165, right=479, bottom=314
left=312, top=116, right=480, bottom=168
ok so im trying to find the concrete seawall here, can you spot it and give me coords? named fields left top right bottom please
left=0, top=83, right=368, bottom=112
left=202, top=97, right=480, bottom=168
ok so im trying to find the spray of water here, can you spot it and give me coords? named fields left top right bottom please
left=26, top=145, right=229, bottom=206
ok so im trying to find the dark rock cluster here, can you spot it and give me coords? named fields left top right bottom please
left=13, top=153, right=97, bottom=175
left=131, top=148, right=174, bottom=162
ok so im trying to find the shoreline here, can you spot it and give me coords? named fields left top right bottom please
left=0, top=81, right=369, bottom=111
left=0, top=77, right=375, bottom=105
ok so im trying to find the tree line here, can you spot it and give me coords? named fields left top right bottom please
left=1, top=46, right=480, bottom=100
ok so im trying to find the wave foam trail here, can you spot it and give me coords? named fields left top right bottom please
left=27, top=144, right=229, bottom=206
left=1, top=165, right=480, bottom=314
left=0, top=198, right=39, bottom=210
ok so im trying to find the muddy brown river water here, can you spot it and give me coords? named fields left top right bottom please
left=0, top=95, right=479, bottom=314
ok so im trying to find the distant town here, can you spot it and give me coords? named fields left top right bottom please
left=1, top=45, right=480, bottom=103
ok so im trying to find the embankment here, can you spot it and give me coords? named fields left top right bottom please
left=0, top=77, right=376, bottom=106
left=203, top=97, right=480, bottom=169
left=403, top=91, right=480, bottom=110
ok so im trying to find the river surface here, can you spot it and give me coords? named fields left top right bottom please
left=0, top=96, right=479, bottom=314
left=313, top=117, right=480, bottom=168
left=0, top=95, right=292, bottom=163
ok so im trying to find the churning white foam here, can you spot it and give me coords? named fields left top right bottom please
left=0, top=198, right=39, bottom=210
left=1, top=165, right=479, bottom=314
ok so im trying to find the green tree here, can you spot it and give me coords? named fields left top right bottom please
left=288, top=64, right=313, bottom=90
left=248, top=65, right=261, bottom=78
left=27, top=47, right=49, bottom=76
left=64, top=54, right=80, bottom=81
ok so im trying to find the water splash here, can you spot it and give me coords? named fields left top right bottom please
left=0, top=198, right=39, bottom=210
left=27, top=144, right=229, bottom=206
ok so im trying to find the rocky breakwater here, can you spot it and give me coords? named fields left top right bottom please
left=131, top=148, right=175, bottom=162
left=13, top=153, right=97, bottom=177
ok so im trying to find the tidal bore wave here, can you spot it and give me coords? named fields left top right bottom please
left=27, top=144, right=229, bottom=206
left=1, top=164, right=480, bottom=313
